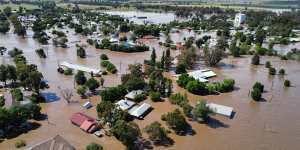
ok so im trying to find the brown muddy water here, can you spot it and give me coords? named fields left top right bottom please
left=1, top=26, right=300, bottom=150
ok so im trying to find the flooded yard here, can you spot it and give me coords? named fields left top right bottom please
left=1, top=14, right=300, bottom=150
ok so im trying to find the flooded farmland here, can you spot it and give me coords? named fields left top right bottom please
left=1, top=10, right=300, bottom=150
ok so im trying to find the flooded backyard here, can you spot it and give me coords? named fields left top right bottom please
left=1, top=11, right=300, bottom=150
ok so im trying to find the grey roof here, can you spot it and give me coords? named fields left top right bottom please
left=27, top=135, right=75, bottom=150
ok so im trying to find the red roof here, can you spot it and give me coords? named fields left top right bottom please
left=80, top=120, right=94, bottom=132
left=70, top=112, right=95, bottom=126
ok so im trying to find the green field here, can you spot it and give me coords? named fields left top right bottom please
left=0, top=3, right=38, bottom=11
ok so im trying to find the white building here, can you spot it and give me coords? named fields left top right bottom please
left=234, top=13, right=246, bottom=27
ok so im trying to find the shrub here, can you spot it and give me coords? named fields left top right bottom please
left=253, top=82, right=264, bottom=93
left=279, top=68, right=285, bottom=75
left=133, top=93, right=146, bottom=102
left=75, top=71, right=87, bottom=85
left=100, top=54, right=109, bottom=60
left=35, top=48, right=47, bottom=58
left=15, top=140, right=26, bottom=148
left=251, top=88, right=262, bottom=101
left=284, top=80, right=290, bottom=87
left=177, top=73, right=194, bottom=87
left=85, top=78, right=100, bottom=92
left=101, top=60, right=117, bottom=74
left=86, top=142, right=103, bottom=150
left=150, top=92, right=161, bottom=102
left=11, top=88, right=23, bottom=101
left=169, top=93, right=188, bottom=106
left=251, top=54, right=260, bottom=65
left=186, top=80, right=208, bottom=95
left=64, top=68, right=73, bottom=75
left=0, top=96, right=5, bottom=107
left=265, top=61, right=271, bottom=68
left=29, top=93, right=46, bottom=103
left=182, top=103, right=193, bottom=117
left=269, top=67, right=276, bottom=75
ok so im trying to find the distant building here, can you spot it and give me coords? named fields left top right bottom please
left=234, top=13, right=246, bottom=27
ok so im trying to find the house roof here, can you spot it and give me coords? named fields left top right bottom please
left=27, top=135, right=75, bottom=150
left=70, top=112, right=95, bottom=126
left=206, top=103, right=233, bottom=117
left=59, top=61, right=101, bottom=75
left=125, top=90, right=143, bottom=100
left=187, top=69, right=217, bottom=82
left=80, top=120, right=94, bottom=132
left=115, top=99, right=136, bottom=111
left=128, top=103, right=151, bottom=118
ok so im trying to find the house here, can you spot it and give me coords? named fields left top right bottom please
left=70, top=112, right=98, bottom=133
left=187, top=69, right=217, bottom=82
left=27, top=135, right=75, bottom=150
left=125, top=90, right=143, bottom=100
left=59, top=61, right=102, bottom=75
left=128, top=103, right=151, bottom=119
left=206, top=103, right=233, bottom=117
left=115, top=99, right=136, bottom=111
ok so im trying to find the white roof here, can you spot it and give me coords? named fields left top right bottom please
left=109, top=38, right=119, bottom=43
left=83, top=101, right=93, bottom=109
left=59, top=61, right=101, bottom=74
left=207, top=103, right=233, bottom=117
left=125, top=90, right=143, bottom=100
left=115, top=99, right=136, bottom=111
left=188, top=69, right=216, bottom=82
left=128, top=103, right=151, bottom=118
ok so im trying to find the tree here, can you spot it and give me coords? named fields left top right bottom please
left=77, top=86, right=87, bottom=98
left=11, top=88, right=23, bottom=101
left=284, top=80, right=290, bottom=87
left=60, top=88, right=73, bottom=103
left=253, top=82, right=264, bottom=93
left=251, top=88, right=262, bottom=101
left=76, top=45, right=86, bottom=58
left=0, top=47, right=7, bottom=56
left=204, top=45, right=224, bottom=66
left=151, top=48, right=156, bottom=64
left=85, top=78, right=100, bottom=93
left=28, top=71, right=44, bottom=94
left=100, top=54, right=109, bottom=60
left=150, top=92, right=161, bottom=102
left=186, top=80, right=208, bottom=95
left=100, top=86, right=127, bottom=102
left=161, top=109, right=189, bottom=134
left=164, top=49, right=172, bottom=71
left=192, top=100, right=214, bottom=122
left=269, top=67, right=276, bottom=75
left=144, top=121, right=169, bottom=144
left=0, top=65, right=7, bottom=86
left=251, top=54, right=260, bottom=65
left=86, top=143, right=103, bottom=150
left=0, top=96, right=5, bottom=107
left=3, top=6, right=12, bottom=16
left=110, top=120, right=141, bottom=149
left=175, top=63, right=187, bottom=74
left=0, top=21, right=10, bottom=34
left=160, top=51, right=165, bottom=69
left=265, top=61, right=271, bottom=68
left=279, top=68, right=285, bottom=75
left=75, top=71, right=87, bottom=85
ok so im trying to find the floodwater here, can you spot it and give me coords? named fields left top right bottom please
left=1, top=22, right=300, bottom=150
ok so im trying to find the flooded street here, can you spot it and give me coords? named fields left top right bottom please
left=1, top=14, right=300, bottom=150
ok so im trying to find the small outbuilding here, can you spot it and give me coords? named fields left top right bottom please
left=115, top=99, right=136, bottom=111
